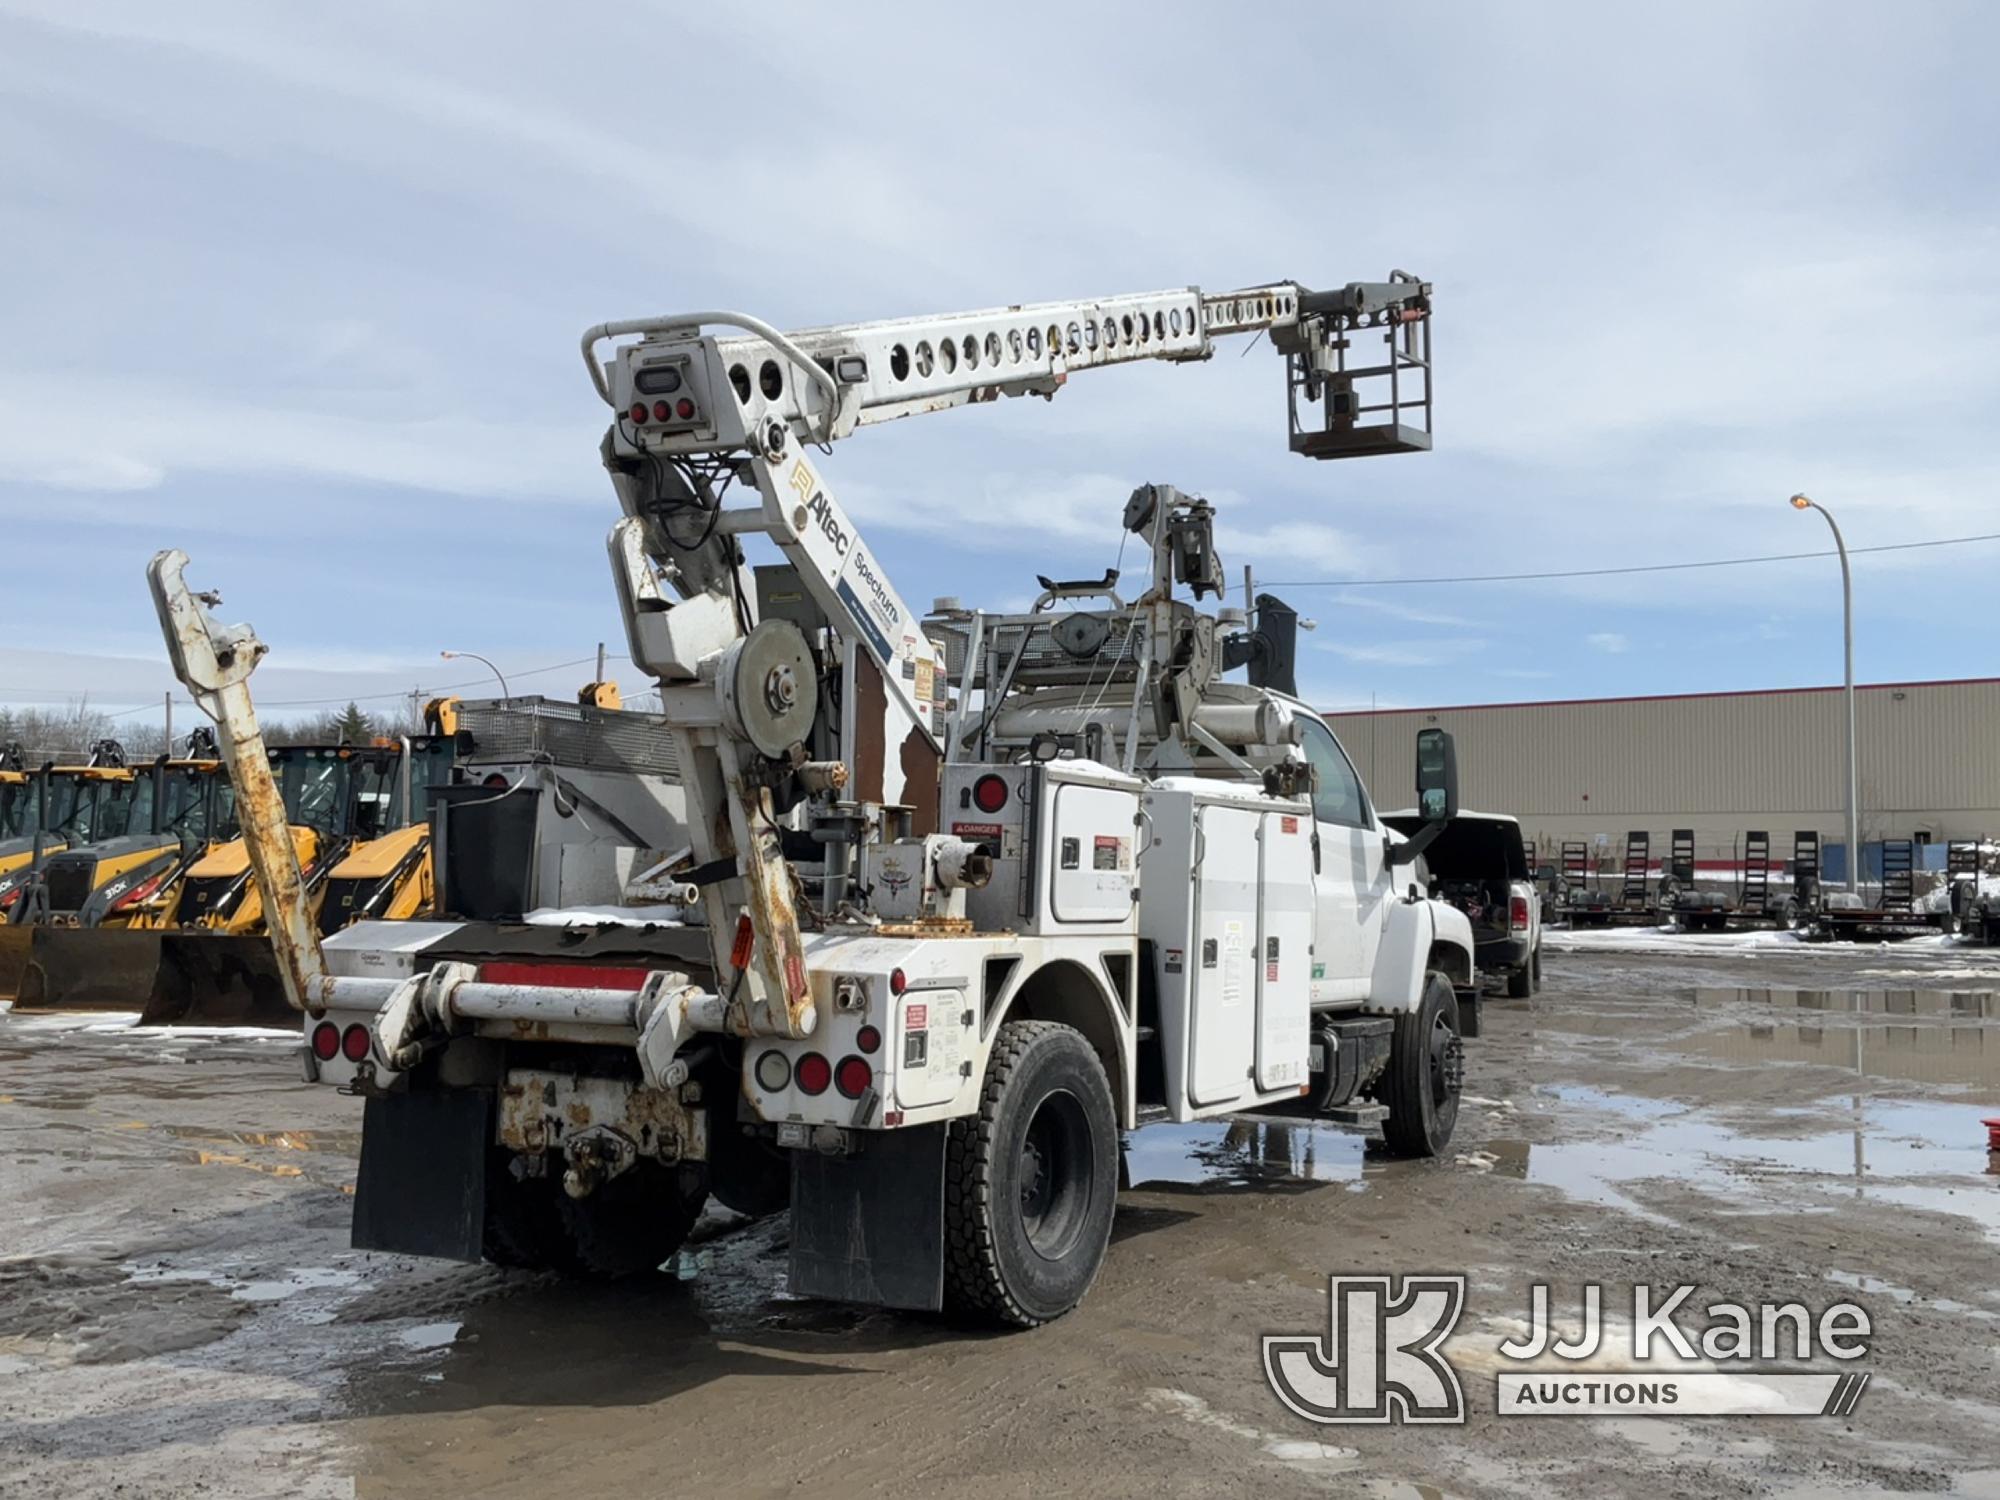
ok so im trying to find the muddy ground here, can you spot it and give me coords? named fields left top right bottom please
left=4, top=945, right=2000, bottom=1499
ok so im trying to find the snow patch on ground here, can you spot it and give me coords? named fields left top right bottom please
left=1545, top=925, right=1979, bottom=957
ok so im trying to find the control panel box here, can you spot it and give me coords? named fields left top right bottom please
left=941, top=759, right=1141, bottom=937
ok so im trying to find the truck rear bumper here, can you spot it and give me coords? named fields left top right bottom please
left=1474, top=933, right=1531, bottom=971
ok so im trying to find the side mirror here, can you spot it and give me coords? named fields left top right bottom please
left=1388, top=727, right=1458, bottom=868
left=1415, top=727, right=1458, bottom=822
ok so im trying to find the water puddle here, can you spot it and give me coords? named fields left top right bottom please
left=1485, top=1096, right=2000, bottom=1233
left=1824, top=1269, right=2000, bottom=1321
left=162, top=1124, right=363, bottom=1154
left=1685, top=988, right=2000, bottom=1101
left=395, top=1319, right=462, bottom=1352
left=1693, top=987, right=2000, bottom=1019
left=1123, top=1119, right=1369, bottom=1191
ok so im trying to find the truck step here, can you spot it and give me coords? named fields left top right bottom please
left=1320, top=1103, right=1389, bottom=1127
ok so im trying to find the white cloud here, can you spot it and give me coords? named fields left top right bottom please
left=1586, top=632, right=1629, bottom=654
left=0, top=0, right=1994, bottom=709
left=1317, top=639, right=1487, bottom=668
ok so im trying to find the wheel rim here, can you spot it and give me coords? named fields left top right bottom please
left=1426, top=1012, right=1462, bottom=1110
left=1018, top=1088, right=1094, bottom=1261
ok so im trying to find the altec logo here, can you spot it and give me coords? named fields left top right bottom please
left=1263, top=1278, right=1874, bottom=1425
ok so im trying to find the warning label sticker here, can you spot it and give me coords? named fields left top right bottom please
left=905, top=1001, right=928, bottom=1030
left=1092, top=834, right=1128, bottom=871
left=1280, top=815, right=1299, bottom=834
left=952, top=822, right=1003, bottom=841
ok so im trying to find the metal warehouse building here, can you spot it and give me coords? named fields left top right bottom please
left=1325, top=676, right=2000, bottom=866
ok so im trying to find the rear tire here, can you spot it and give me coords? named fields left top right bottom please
left=559, top=1160, right=708, bottom=1279
left=943, top=1021, right=1118, bottom=1327
left=707, top=1124, right=792, bottom=1219
left=1505, top=951, right=1535, bottom=999
left=1532, top=943, right=1543, bottom=987
left=483, top=1151, right=572, bottom=1271
left=1379, top=971, right=1463, bottom=1158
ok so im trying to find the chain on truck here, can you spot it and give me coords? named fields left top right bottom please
left=148, top=273, right=1477, bottom=1326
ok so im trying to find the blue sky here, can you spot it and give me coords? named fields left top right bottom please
left=2, top=1, right=1997, bottom=726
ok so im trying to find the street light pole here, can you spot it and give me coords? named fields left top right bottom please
left=440, top=649, right=510, bottom=700
left=1790, top=494, right=1859, bottom=893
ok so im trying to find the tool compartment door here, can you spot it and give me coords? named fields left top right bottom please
left=1188, top=803, right=1259, bottom=1107
left=1047, top=782, right=1138, bottom=924
left=1255, top=810, right=1313, bottom=1093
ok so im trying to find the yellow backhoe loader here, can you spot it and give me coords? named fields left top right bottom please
left=0, top=741, right=149, bottom=1002
left=138, top=734, right=456, bottom=1025
left=9, top=733, right=235, bottom=1011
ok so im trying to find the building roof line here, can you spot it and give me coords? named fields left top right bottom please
left=1325, top=675, right=2000, bottom=718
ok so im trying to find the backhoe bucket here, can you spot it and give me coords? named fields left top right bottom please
left=137, top=932, right=296, bottom=1028
left=0, top=925, right=31, bottom=1003
left=14, top=928, right=167, bottom=1012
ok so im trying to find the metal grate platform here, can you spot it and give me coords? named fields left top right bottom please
left=455, top=697, right=681, bottom=779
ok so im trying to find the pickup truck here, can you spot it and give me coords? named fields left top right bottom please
left=1383, top=809, right=1542, bottom=1001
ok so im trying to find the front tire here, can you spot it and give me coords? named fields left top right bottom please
left=1379, top=971, right=1463, bottom=1158
left=944, top=1020, right=1118, bottom=1327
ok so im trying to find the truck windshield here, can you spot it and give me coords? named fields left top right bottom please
left=0, top=781, right=36, bottom=840
left=279, top=754, right=351, bottom=837
left=88, top=776, right=153, bottom=841
left=407, top=739, right=455, bottom=825
left=159, top=768, right=222, bottom=843
left=43, top=777, right=85, bottom=841
left=348, top=755, right=399, bottom=840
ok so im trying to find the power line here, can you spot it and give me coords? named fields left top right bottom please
left=0, top=653, right=633, bottom=716
left=1260, top=530, right=2000, bottom=589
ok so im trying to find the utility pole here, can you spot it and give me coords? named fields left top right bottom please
left=1789, top=494, right=1860, bottom=893
left=163, top=691, right=173, bottom=753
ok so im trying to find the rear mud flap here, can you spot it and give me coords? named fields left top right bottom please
left=14, top=928, right=165, bottom=1011
left=138, top=933, right=295, bottom=1027
left=353, top=1089, right=490, bottom=1263
left=790, top=1123, right=946, bottom=1311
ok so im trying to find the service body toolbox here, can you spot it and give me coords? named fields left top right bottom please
left=1139, top=778, right=1315, bottom=1116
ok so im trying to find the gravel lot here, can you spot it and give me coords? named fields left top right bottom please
left=4, top=942, right=2000, bottom=1498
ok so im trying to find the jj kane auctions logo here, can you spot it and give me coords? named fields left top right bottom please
left=1264, top=1278, right=1873, bottom=1423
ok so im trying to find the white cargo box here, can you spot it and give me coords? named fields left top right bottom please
left=1138, top=779, right=1315, bottom=1118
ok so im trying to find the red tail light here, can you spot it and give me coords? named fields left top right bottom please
left=310, top=1021, right=340, bottom=1060
left=834, top=1056, right=872, bottom=1099
left=652, top=400, right=673, bottom=422
left=971, top=774, right=1008, bottom=814
left=730, top=914, right=754, bottom=970
left=1510, top=895, right=1531, bottom=931
left=340, top=1024, right=371, bottom=1063
left=795, top=1052, right=831, bottom=1096
left=628, top=401, right=648, bottom=424
left=109, top=872, right=167, bottom=912
left=675, top=397, right=696, bottom=420
left=856, top=1024, right=881, bottom=1055
left=889, top=967, right=907, bottom=996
